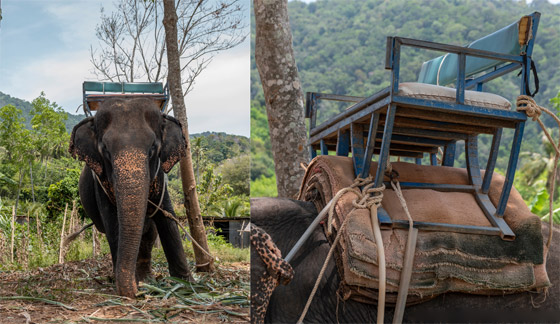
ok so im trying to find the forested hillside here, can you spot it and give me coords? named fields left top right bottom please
left=0, top=91, right=250, bottom=271
left=251, top=0, right=560, bottom=220
left=251, top=0, right=560, bottom=221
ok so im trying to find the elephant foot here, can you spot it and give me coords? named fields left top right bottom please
left=169, top=268, right=194, bottom=282
left=136, top=258, right=153, bottom=283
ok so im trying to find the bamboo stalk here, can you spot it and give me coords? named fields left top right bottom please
left=58, top=203, right=68, bottom=264
left=10, top=206, right=15, bottom=263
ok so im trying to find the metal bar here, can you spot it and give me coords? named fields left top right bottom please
left=388, top=134, right=450, bottom=147
left=474, top=193, right=515, bottom=240
left=442, top=142, right=456, bottom=167
left=392, top=127, right=468, bottom=141
left=310, top=148, right=317, bottom=160
left=391, top=219, right=502, bottom=236
left=308, top=92, right=365, bottom=103
left=456, top=53, right=466, bottom=104
left=465, top=135, right=482, bottom=188
left=374, top=104, right=397, bottom=187
left=465, top=63, right=521, bottom=89
left=351, top=123, right=365, bottom=178
left=320, top=139, right=329, bottom=155
left=309, top=89, right=390, bottom=137
left=395, top=37, right=524, bottom=63
left=362, top=113, right=380, bottom=178
left=336, top=129, right=350, bottom=156
left=378, top=207, right=393, bottom=228
left=496, top=122, right=525, bottom=217
left=430, top=153, right=438, bottom=166
left=385, top=182, right=475, bottom=192
left=314, top=142, right=433, bottom=156
left=415, top=157, right=422, bottom=165
left=309, top=97, right=391, bottom=144
left=284, top=200, right=333, bottom=264
left=391, top=41, right=401, bottom=94
left=392, top=116, right=496, bottom=135
left=392, top=96, right=527, bottom=122
left=385, top=37, right=394, bottom=70
left=482, top=129, right=502, bottom=194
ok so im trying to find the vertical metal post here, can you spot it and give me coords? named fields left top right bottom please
left=361, top=113, right=380, bottom=178
left=442, top=142, right=456, bottom=167
left=496, top=122, right=525, bottom=217
left=482, top=129, right=502, bottom=194
left=336, top=129, right=350, bottom=156
left=374, top=104, right=397, bottom=187
left=351, top=123, right=365, bottom=178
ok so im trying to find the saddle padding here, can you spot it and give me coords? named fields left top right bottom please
left=298, top=155, right=549, bottom=304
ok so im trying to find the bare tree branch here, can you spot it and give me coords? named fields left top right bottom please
left=90, top=0, right=247, bottom=96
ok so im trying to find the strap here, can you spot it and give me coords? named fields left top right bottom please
left=520, top=56, right=539, bottom=97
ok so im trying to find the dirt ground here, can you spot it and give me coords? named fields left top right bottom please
left=0, top=256, right=250, bottom=323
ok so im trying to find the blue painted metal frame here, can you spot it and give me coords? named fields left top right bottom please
left=304, top=12, right=541, bottom=240
left=83, top=81, right=169, bottom=117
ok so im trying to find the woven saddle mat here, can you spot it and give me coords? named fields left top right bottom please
left=298, top=156, right=550, bottom=305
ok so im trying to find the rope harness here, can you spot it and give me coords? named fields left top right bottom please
left=92, top=159, right=216, bottom=266
left=516, top=95, right=560, bottom=250
left=297, top=172, right=418, bottom=324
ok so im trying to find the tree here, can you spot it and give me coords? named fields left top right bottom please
left=254, top=0, right=309, bottom=198
left=91, top=0, right=246, bottom=98
left=162, top=0, right=214, bottom=272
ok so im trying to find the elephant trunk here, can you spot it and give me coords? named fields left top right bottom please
left=113, top=148, right=150, bottom=298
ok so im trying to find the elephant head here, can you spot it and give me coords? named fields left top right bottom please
left=69, top=98, right=186, bottom=297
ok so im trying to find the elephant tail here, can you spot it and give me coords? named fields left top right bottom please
left=63, top=222, right=94, bottom=248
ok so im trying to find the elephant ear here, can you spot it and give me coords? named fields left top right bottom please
left=161, top=114, right=187, bottom=173
left=69, top=117, right=103, bottom=176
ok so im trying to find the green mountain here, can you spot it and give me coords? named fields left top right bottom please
left=251, top=0, right=560, bottom=183
left=0, top=91, right=85, bottom=133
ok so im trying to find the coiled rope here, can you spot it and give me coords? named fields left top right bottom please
left=516, top=95, right=560, bottom=249
left=298, top=176, right=386, bottom=324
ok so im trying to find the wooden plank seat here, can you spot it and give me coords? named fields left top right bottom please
left=305, top=12, right=541, bottom=240
left=82, top=81, right=169, bottom=116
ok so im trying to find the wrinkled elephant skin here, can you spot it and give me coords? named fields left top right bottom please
left=70, top=98, right=193, bottom=298
left=251, top=197, right=560, bottom=323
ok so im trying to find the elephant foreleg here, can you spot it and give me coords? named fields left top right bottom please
left=153, top=191, right=194, bottom=281
left=136, top=219, right=157, bottom=282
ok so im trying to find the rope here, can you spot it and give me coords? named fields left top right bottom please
left=516, top=95, right=560, bottom=249
left=298, top=176, right=385, bottom=324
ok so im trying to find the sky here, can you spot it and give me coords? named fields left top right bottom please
left=0, top=0, right=250, bottom=137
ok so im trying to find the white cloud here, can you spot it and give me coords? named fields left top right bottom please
left=3, top=50, right=95, bottom=113
left=184, top=42, right=250, bottom=136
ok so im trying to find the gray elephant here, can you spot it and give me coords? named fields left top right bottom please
left=69, top=98, right=192, bottom=297
left=251, top=197, right=560, bottom=323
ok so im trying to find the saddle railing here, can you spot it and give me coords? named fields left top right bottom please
left=83, top=81, right=169, bottom=116
left=305, top=12, right=541, bottom=240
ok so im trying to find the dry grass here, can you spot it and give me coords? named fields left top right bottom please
left=0, top=255, right=249, bottom=323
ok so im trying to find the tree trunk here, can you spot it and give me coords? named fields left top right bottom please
left=254, top=0, right=309, bottom=198
left=162, top=0, right=214, bottom=272
left=14, top=170, right=23, bottom=216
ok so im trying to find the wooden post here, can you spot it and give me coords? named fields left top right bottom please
left=92, top=227, right=97, bottom=258
left=10, top=206, right=15, bottom=263
left=36, top=212, right=42, bottom=246
left=58, top=203, right=68, bottom=264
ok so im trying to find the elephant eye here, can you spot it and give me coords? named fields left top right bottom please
left=149, top=144, right=158, bottom=158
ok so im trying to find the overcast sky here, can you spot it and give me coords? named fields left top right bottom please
left=0, top=0, right=250, bottom=137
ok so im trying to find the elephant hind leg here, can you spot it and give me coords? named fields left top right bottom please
left=136, top=219, right=157, bottom=282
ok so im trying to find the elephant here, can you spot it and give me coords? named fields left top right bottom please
left=69, top=98, right=193, bottom=298
left=251, top=197, right=560, bottom=323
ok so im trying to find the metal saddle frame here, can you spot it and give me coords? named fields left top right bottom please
left=83, top=81, right=169, bottom=117
left=305, top=12, right=541, bottom=241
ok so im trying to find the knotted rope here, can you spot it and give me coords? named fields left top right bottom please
left=516, top=95, right=560, bottom=249
left=298, top=176, right=386, bottom=324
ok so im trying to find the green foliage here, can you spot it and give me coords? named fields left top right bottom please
left=219, top=154, right=250, bottom=196
left=46, top=168, right=82, bottom=219
left=250, top=175, right=278, bottom=197
left=251, top=0, right=560, bottom=197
